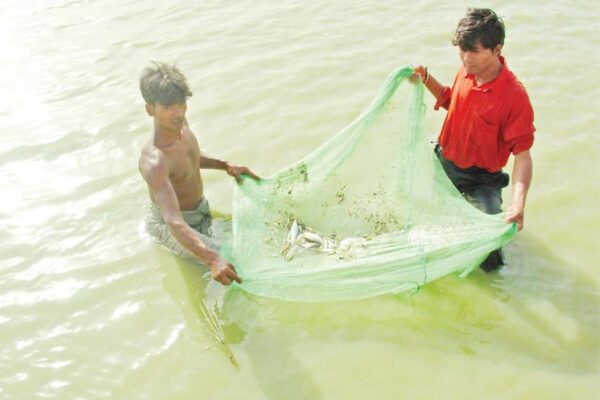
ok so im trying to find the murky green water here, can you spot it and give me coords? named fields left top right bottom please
left=1, top=0, right=598, bottom=399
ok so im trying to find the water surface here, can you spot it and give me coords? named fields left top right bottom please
left=1, top=0, right=599, bottom=399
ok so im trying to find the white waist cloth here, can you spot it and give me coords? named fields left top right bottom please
left=145, top=198, right=220, bottom=264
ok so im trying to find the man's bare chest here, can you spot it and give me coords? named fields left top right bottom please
left=166, top=144, right=200, bottom=183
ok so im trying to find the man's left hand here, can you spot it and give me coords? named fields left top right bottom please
left=504, top=205, right=524, bottom=231
left=226, top=164, right=261, bottom=184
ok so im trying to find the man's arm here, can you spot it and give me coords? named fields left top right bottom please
left=410, top=65, right=446, bottom=101
left=505, top=150, right=533, bottom=231
left=184, top=120, right=260, bottom=183
left=142, top=155, right=242, bottom=285
left=200, top=152, right=261, bottom=184
left=199, top=152, right=228, bottom=170
left=412, top=66, right=447, bottom=102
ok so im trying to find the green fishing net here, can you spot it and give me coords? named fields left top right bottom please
left=221, top=66, right=517, bottom=302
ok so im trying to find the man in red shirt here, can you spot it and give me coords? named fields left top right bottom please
left=413, top=8, right=534, bottom=271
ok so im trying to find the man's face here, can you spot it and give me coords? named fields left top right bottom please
left=458, top=41, right=502, bottom=76
left=147, top=102, right=187, bottom=131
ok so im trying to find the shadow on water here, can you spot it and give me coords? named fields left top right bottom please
left=401, top=231, right=600, bottom=374
left=155, top=244, right=323, bottom=400
left=241, top=334, right=323, bottom=400
left=224, top=287, right=324, bottom=400
left=491, top=232, right=599, bottom=372
left=222, top=231, right=599, bottom=377
left=155, top=223, right=598, bottom=397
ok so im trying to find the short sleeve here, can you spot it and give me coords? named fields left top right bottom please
left=434, top=87, right=452, bottom=111
left=503, top=88, right=535, bottom=154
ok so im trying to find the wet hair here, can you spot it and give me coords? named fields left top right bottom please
left=453, top=8, right=505, bottom=51
left=139, top=62, right=192, bottom=106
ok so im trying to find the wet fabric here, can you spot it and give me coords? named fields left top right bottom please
left=435, top=144, right=507, bottom=271
left=222, top=66, right=518, bottom=302
left=146, top=197, right=219, bottom=263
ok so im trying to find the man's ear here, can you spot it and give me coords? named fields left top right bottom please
left=494, top=44, right=503, bottom=56
left=145, top=103, right=155, bottom=117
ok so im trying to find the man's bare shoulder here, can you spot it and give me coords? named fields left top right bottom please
left=139, top=141, right=169, bottom=184
left=182, top=123, right=200, bottom=146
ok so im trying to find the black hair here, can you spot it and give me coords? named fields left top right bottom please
left=453, top=8, right=505, bottom=51
left=139, top=62, right=192, bottom=106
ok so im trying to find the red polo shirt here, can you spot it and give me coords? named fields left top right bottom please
left=435, top=56, right=535, bottom=173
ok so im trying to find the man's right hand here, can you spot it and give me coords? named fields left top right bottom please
left=208, top=257, right=242, bottom=286
left=410, top=65, right=427, bottom=84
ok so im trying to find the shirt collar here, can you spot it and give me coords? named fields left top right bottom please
left=465, top=55, right=508, bottom=92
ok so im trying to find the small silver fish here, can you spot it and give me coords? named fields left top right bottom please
left=281, top=220, right=302, bottom=259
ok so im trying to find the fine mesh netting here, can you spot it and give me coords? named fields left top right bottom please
left=221, top=66, right=516, bottom=302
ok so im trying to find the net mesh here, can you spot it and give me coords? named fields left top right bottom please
left=221, top=66, right=516, bottom=302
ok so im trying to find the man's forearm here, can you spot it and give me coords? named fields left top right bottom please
left=200, top=153, right=229, bottom=170
left=167, top=220, right=219, bottom=266
left=510, top=151, right=533, bottom=211
left=423, top=73, right=446, bottom=102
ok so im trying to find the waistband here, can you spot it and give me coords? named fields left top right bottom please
left=435, top=144, right=500, bottom=176
left=435, top=144, right=509, bottom=190
left=149, top=197, right=211, bottom=224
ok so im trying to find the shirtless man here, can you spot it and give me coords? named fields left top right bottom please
left=138, top=62, right=260, bottom=285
